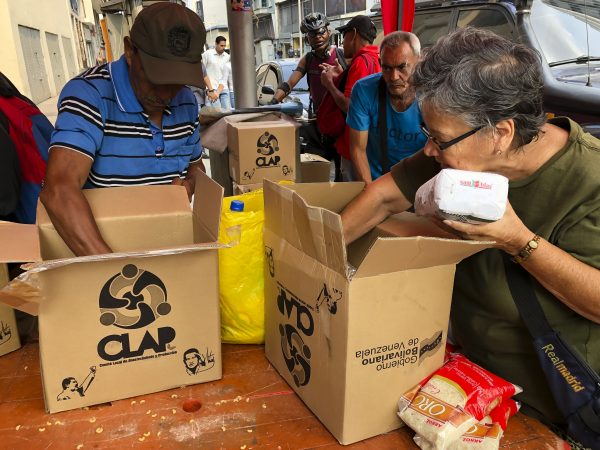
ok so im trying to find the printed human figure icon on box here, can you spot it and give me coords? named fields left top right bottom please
left=57, top=366, right=96, bottom=401
left=183, top=347, right=216, bottom=375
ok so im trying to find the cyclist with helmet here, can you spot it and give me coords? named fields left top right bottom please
left=272, top=13, right=344, bottom=110
left=271, top=12, right=347, bottom=179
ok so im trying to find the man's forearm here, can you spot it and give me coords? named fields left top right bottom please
left=349, top=129, right=372, bottom=184
left=274, top=69, right=303, bottom=102
left=40, top=186, right=112, bottom=256
left=330, top=86, right=350, bottom=112
left=341, top=173, right=412, bottom=244
left=350, top=146, right=372, bottom=184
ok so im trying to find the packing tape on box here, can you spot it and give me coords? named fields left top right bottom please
left=0, top=242, right=230, bottom=316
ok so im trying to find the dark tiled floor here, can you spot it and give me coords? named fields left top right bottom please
left=0, top=343, right=568, bottom=449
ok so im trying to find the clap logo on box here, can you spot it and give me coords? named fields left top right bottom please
left=97, top=264, right=176, bottom=362
left=276, top=282, right=313, bottom=387
left=256, top=131, right=281, bottom=168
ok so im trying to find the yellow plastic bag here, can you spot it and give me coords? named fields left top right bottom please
left=218, top=190, right=265, bottom=344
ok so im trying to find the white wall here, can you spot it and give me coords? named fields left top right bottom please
left=202, top=0, right=228, bottom=46
left=0, top=0, right=77, bottom=99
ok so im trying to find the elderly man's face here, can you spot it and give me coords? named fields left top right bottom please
left=380, top=42, right=419, bottom=98
left=124, top=38, right=183, bottom=115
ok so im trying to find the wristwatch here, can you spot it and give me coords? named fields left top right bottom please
left=512, top=234, right=541, bottom=264
left=207, top=89, right=215, bottom=93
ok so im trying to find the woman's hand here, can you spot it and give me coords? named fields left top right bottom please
left=441, top=201, right=532, bottom=255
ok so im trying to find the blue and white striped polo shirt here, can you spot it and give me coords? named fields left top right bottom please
left=50, top=55, right=202, bottom=188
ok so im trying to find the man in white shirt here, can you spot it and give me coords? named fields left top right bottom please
left=202, top=36, right=231, bottom=110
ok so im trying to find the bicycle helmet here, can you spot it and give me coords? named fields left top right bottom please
left=300, top=12, right=329, bottom=34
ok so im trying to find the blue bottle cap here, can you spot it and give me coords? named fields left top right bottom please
left=230, top=199, right=245, bottom=212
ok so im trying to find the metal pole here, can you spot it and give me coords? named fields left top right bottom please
left=297, top=0, right=302, bottom=53
left=226, top=1, right=257, bottom=108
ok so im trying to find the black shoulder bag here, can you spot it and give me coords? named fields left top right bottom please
left=377, top=77, right=390, bottom=175
left=503, top=253, right=600, bottom=448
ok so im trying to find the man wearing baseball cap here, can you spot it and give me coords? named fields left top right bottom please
left=41, top=2, right=208, bottom=256
left=320, top=15, right=381, bottom=181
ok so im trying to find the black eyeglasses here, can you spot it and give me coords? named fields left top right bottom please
left=306, top=28, right=327, bottom=38
left=420, top=123, right=483, bottom=151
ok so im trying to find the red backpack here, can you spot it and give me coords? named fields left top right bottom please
left=316, top=53, right=375, bottom=139
left=0, top=95, right=52, bottom=223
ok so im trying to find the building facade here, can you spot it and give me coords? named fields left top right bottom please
left=0, top=0, right=99, bottom=103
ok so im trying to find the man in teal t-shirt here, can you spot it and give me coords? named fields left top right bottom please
left=346, top=31, right=426, bottom=183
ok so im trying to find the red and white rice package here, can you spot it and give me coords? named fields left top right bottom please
left=397, top=353, right=522, bottom=450
left=415, top=169, right=509, bottom=224
left=414, top=398, right=520, bottom=450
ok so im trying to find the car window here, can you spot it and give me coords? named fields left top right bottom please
left=413, top=11, right=454, bottom=48
left=531, top=0, right=600, bottom=64
left=456, top=8, right=514, bottom=40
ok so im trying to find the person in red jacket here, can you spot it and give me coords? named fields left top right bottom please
left=320, top=15, right=381, bottom=181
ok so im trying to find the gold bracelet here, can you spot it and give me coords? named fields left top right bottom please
left=512, top=234, right=541, bottom=264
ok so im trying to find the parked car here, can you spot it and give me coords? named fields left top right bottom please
left=372, top=0, right=600, bottom=136
left=256, top=58, right=310, bottom=115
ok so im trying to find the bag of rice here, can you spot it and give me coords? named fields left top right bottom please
left=414, top=399, right=520, bottom=450
left=415, top=169, right=508, bottom=224
left=398, top=353, right=522, bottom=450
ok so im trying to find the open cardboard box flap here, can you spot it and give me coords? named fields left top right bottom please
left=264, top=180, right=364, bottom=276
left=264, top=181, right=494, bottom=279
left=0, top=171, right=224, bottom=316
left=0, top=222, right=42, bottom=263
left=352, top=212, right=494, bottom=278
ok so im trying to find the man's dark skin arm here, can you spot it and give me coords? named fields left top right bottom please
left=341, top=172, right=412, bottom=244
left=42, top=148, right=206, bottom=256
left=272, top=54, right=307, bottom=103
left=40, top=147, right=112, bottom=256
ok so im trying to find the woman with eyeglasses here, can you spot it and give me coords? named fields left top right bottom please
left=341, top=27, right=600, bottom=436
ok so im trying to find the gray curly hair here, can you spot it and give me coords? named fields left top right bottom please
left=412, top=27, right=546, bottom=149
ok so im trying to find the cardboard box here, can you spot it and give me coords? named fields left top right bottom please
left=0, top=263, right=21, bottom=357
left=262, top=181, right=491, bottom=444
left=300, top=153, right=331, bottom=183
left=228, top=120, right=298, bottom=185
left=0, top=172, right=224, bottom=413
left=232, top=182, right=263, bottom=195
left=232, top=180, right=295, bottom=195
